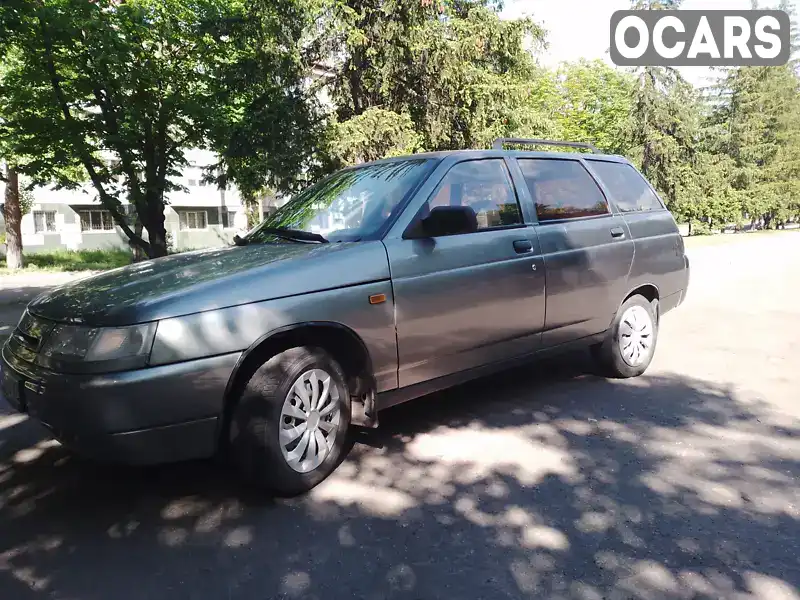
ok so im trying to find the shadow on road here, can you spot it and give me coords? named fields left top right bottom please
left=1, top=353, right=798, bottom=599
left=0, top=284, right=64, bottom=308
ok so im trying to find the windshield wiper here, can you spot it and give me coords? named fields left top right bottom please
left=234, top=228, right=328, bottom=246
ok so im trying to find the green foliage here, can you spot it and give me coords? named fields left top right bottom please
left=326, top=0, right=554, bottom=155
left=704, top=60, right=800, bottom=229
left=16, top=175, right=34, bottom=216
left=0, top=0, right=320, bottom=257
left=626, top=66, right=701, bottom=212
left=555, top=60, right=636, bottom=155
left=689, top=220, right=713, bottom=236
left=327, top=108, right=423, bottom=166
left=205, top=0, right=325, bottom=200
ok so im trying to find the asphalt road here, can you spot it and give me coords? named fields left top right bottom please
left=1, top=232, right=799, bottom=600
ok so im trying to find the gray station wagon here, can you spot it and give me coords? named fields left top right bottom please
left=1, top=139, right=689, bottom=495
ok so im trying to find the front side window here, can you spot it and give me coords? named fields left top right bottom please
left=587, top=160, right=664, bottom=213
left=79, top=210, right=114, bottom=231
left=517, top=159, right=609, bottom=222
left=179, top=210, right=208, bottom=230
left=245, top=158, right=436, bottom=243
left=424, top=159, right=522, bottom=231
left=33, top=211, right=57, bottom=233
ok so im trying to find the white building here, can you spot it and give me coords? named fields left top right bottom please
left=0, top=149, right=259, bottom=253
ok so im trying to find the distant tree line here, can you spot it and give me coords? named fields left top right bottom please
left=0, top=0, right=798, bottom=267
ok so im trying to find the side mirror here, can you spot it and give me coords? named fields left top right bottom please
left=407, top=205, right=478, bottom=239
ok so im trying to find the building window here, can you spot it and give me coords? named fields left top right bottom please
left=188, top=179, right=197, bottom=186
left=79, top=210, right=115, bottom=231
left=179, top=210, right=207, bottom=230
left=33, top=211, right=57, bottom=233
left=223, top=210, right=235, bottom=228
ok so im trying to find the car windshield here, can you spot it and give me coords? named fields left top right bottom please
left=244, top=158, right=435, bottom=244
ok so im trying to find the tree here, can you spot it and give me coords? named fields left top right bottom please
left=698, top=0, right=800, bottom=230
left=1, top=161, right=23, bottom=269
left=711, top=62, right=800, bottom=228
left=626, top=64, right=702, bottom=212
left=324, top=0, right=554, bottom=155
left=0, top=0, right=319, bottom=258
left=206, top=0, right=328, bottom=203
left=556, top=60, right=636, bottom=155
left=0, top=57, right=24, bottom=269
left=327, top=108, right=423, bottom=166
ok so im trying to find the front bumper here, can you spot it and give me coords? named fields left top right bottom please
left=1, top=343, right=240, bottom=465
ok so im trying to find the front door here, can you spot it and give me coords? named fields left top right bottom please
left=515, top=156, right=635, bottom=348
left=383, top=157, right=546, bottom=388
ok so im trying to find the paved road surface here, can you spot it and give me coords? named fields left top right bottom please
left=0, top=272, right=98, bottom=344
left=1, top=233, right=799, bottom=599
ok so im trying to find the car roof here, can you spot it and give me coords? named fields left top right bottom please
left=357, top=148, right=633, bottom=168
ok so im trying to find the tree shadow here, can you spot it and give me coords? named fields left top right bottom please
left=1, top=352, right=798, bottom=599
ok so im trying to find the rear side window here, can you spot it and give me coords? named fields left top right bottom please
left=587, top=160, right=664, bottom=212
left=426, top=159, right=523, bottom=230
left=517, top=159, right=609, bottom=222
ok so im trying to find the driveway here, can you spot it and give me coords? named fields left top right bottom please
left=1, top=233, right=798, bottom=600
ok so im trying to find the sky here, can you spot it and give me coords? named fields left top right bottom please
left=501, top=0, right=799, bottom=88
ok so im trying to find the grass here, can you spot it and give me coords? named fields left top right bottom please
left=0, top=248, right=133, bottom=275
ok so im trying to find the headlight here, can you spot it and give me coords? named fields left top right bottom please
left=38, top=323, right=157, bottom=372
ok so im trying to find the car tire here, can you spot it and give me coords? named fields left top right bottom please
left=591, top=294, right=658, bottom=378
left=228, top=346, right=351, bottom=497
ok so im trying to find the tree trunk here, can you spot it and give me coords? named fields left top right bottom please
left=130, top=211, right=146, bottom=261
left=3, top=165, right=24, bottom=270
left=141, top=192, right=169, bottom=258
left=143, top=219, right=168, bottom=258
left=688, top=221, right=692, bottom=236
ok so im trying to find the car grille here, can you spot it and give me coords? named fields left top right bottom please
left=6, top=311, right=55, bottom=364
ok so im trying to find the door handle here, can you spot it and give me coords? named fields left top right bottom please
left=610, top=227, right=625, bottom=239
left=513, top=239, right=533, bottom=254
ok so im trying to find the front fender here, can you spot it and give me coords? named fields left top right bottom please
left=148, top=281, right=398, bottom=392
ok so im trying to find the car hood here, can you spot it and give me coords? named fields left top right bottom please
left=27, top=241, right=390, bottom=326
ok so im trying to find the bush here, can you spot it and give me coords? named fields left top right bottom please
left=689, top=221, right=713, bottom=236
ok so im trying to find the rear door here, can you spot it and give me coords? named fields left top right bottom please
left=515, top=156, right=634, bottom=347
left=585, top=158, right=689, bottom=309
left=383, top=157, right=546, bottom=388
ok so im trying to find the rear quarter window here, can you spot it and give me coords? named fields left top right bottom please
left=587, top=160, right=664, bottom=213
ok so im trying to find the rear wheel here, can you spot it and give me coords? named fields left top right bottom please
left=591, top=294, right=658, bottom=378
left=228, top=346, right=351, bottom=496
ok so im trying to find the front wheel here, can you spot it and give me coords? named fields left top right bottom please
left=591, top=294, right=658, bottom=378
left=228, top=346, right=351, bottom=496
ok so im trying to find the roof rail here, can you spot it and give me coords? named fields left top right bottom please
left=492, top=138, right=600, bottom=153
